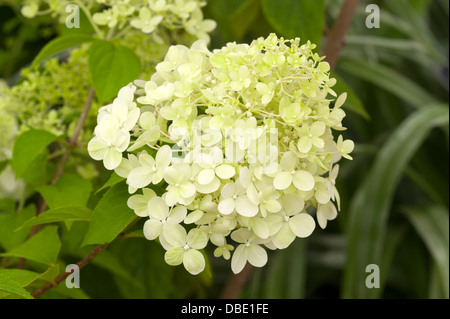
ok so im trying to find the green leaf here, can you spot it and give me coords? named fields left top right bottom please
left=343, top=105, right=449, bottom=298
left=0, top=205, right=36, bottom=251
left=332, top=72, right=370, bottom=120
left=32, top=34, right=93, bottom=68
left=0, top=198, right=16, bottom=213
left=48, top=283, right=91, bottom=299
left=19, top=148, right=49, bottom=185
left=261, top=0, right=325, bottom=46
left=19, top=206, right=91, bottom=229
left=0, top=269, right=41, bottom=298
left=205, top=0, right=254, bottom=42
left=110, top=238, right=175, bottom=298
left=229, top=0, right=261, bottom=39
left=0, top=273, right=34, bottom=299
left=429, top=261, right=447, bottom=299
left=88, top=40, right=141, bottom=104
left=37, top=264, right=60, bottom=283
left=83, top=182, right=136, bottom=245
left=37, top=174, right=92, bottom=210
left=59, top=9, right=94, bottom=37
left=60, top=221, right=142, bottom=289
left=0, top=269, right=40, bottom=287
left=379, top=227, right=407, bottom=294
left=385, top=0, right=447, bottom=65
left=339, top=60, right=439, bottom=109
left=11, top=129, right=58, bottom=179
left=404, top=206, right=449, bottom=298
left=1, top=226, right=61, bottom=265
left=95, top=172, right=124, bottom=195
left=79, top=248, right=143, bottom=289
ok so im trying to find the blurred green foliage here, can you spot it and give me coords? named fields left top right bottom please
left=0, top=0, right=448, bottom=299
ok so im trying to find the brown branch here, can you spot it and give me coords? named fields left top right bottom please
left=322, top=0, right=360, bottom=70
left=17, top=87, right=96, bottom=270
left=35, top=86, right=96, bottom=216
left=31, top=243, right=109, bottom=299
left=31, top=218, right=140, bottom=298
left=52, top=86, right=96, bottom=186
left=220, top=263, right=254, bottom=299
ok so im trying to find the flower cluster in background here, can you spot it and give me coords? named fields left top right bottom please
left=88, top=34, right=354, bottom=275
left=20, top=0, right=216, bottom=42
left=0, top=0, right=215, bottom=199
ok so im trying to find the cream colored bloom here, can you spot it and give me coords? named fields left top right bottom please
left=89, top=34, right=354, bottom=275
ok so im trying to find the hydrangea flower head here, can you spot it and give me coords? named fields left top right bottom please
left=89, top=34, right=354, bottom=275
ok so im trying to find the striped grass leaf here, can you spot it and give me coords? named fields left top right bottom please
left=339, top=60, right=439, bottom=109
left=403, top=205, right=449, bottom=298
left=342, top=105, right=449, bottom=298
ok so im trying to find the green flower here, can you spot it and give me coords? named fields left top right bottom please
left=164, top=225, right=208, bottom=275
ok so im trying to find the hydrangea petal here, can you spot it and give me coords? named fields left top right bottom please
left=165, top=189, right=180, bottom=206
left=289, top=213, right=316, bottom=238
left=123, top=108, right=141, bottom=132
left=230, top=228, right=250, bottom=244
left=218, top=197, right=235, bottom=215
left=272, top=222, right=295, bottom=249
left=87, top=137, right=108, bottom=161
left=246, top=245, right=268, bottom=267
left=164, top=247, right=184, bottom=266
left=317, top=202, right=338, bottom=229
left=221, top=182, right=236, bottom=198
left=184, top=209, right=204, bottom=224
left=297, top=136, right=312, bottom=153
left=147, top=196, right=169, bottom=220
left=103, top=148, right=123, bottom=170
left=97, top=114, right=119, bottom=141
left=293, top=170, right=315, bottom=191
left=112, top=130, right=131, bottom=152
left=310, top=121, right=326, bottom=137
left=187, top=228, right=208, bottom=249
left=231, top=245, right=247, bottom=274
left=179, top=182, right=196, bottom=198
left=280, top=151, right=298, bottom=172
left=273, top=172, right=292, bottom=190
left=283, top=193, right=305, bottom=216
left=215, top=164, right=235, bottom=179
left=127, top=166, right=154, bottom=189
left=250, top=218, right=270, bottom=239
left=163, top=224, right=187, bottom=247
left=194, top=177, right=220, bottom=194
left=143, top=219, right=163, bottom=240
left=128, top=194, right=151, bottom=217
left=156, top=145, right=172, bottom=168
left=198, top=168, right=215, bottom=185
left=183, top=249, right=205, bottom=275
left=168, top=205, right=187, bottom=224
left=235, top=196, right=258, bottom=217
left=264, top=199, right=282, bottom=213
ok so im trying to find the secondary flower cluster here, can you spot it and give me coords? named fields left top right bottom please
left=20, top=0, right=216, bottom=43
left=0, top=0, right=215, bottom=187
left=88, top=34, right=354, bottom=275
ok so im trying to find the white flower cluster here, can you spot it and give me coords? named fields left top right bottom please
left=20, top=0, right=216, bottom=42
left=88, top=34, right=354, bottom=275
